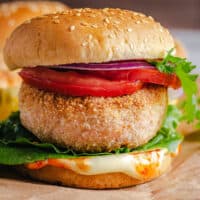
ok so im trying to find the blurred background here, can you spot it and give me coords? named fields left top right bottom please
left=1, top=0, right=199, bottom=29
left=1, top=0, right=199, bottom=68
left=64, top=0, right=200, bottom=29
left=1, top=0, right=200, bottom=28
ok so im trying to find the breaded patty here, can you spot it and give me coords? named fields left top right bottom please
left=19, top=83, right=167, bottom=152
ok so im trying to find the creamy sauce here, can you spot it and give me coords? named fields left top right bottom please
left=26, top=148, right=176, bottom=180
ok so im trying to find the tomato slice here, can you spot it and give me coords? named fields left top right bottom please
left=19, top=67, right=143, bottom=97
left=83, top=69, right=181, bottom=89
left=19, top=67, right=181, bottom=97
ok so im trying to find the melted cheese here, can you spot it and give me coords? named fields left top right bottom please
left=26, top=148, right=175, bottom=180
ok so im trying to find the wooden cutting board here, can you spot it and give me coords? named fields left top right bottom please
left=0, top=132, right=199, bottom=200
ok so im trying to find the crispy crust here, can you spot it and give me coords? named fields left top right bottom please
left=4, top=8, right=174, bottom=70
left=19, top=83, right=167, bottom=152
left=0, top=1, right=68, bottom=69
left=16, top=149, right=173, bottom=189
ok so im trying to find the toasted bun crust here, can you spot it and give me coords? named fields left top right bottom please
left=16, top=149, right=173, bottom=189
left=0, top=1, right=68, bottom=70
left=19, top=83, right=167, bottom=152
left=4, top=8, right=174, bottom=70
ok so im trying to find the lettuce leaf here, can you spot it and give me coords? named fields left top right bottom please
left=150, top=49, right=199, bottom=124
left=0, top=106, right=183, bottom=165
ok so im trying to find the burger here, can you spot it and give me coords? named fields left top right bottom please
left=0, top=8, right=199, bottom=189
left=0, top=1, right=68, bottom=120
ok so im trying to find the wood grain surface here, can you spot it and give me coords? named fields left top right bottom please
left=0, top=132, right=199, bottom=200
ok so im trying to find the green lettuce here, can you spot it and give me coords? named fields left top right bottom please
left=0, top=106, right=183, bottom=165
left=150, top=49, right=199, bottom=124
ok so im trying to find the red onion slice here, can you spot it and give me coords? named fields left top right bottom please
left=47, top=60, right=155, bottom=71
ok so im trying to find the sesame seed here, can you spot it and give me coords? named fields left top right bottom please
left=52, top=19, right=60, bottom=24
left=24, top=19, right=31, bottom=24
left=148, top=16, right=154, bottom=20
left=138, top=13, right=145, bottom=17
left=69, top=25, right=75, bottom=31
left=114, top=21, right=120, bottom=25
left=88, top=34, right=93, bottom=40
left=82, top=42, right=88, bottom=47
left=53, top=15, right=59, bottom=19
left=141, top=19, right=148, bottom=24
left=104, top=18, right=110, bottom=23
left=76, top=13, right=81, bottom=16
left=84, top=8, right=92, bottom=12
left=127, top=28, right=132, bottom=32
left=80, top=22, right=89, bottom=26
left=103, top=8, right=109, bottom=13
left=136, top=21, right=141, bottom=24
left=108, top=34, right=114, bottom=39
left=160, top=28, right=163, bottom=33
left=61, top=11, right=68, bottom=15
left=91, top=24, right=98, bottom=28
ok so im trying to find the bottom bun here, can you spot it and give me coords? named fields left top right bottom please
left=16, top=149, right=174, bottom=189
left=17, top=166, right=147, bottom=189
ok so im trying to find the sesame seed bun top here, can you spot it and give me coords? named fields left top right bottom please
left=0, top=1, right=68, bottom=70
left=4, top=8, right=174, bottom=70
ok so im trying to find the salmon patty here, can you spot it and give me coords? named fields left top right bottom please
left=19, top=83, right=167, bottom=152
